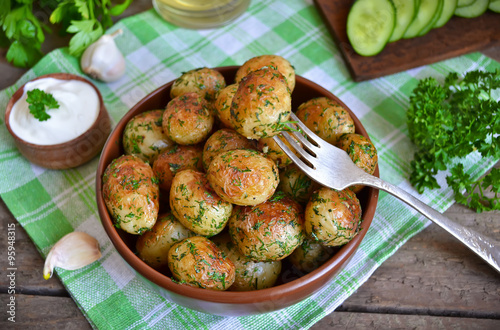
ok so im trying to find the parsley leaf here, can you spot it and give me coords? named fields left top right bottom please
left=407, top=69, right=500, bottom=212
left=26, top=89, right=60, bottom=121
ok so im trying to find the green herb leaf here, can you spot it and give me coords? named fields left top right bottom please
left=26, top=89, right=60, bottom=121
left=407, top=69, right=500, bottom=212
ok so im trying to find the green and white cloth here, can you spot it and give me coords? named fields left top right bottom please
left=1, top=1, right=498, bottom=329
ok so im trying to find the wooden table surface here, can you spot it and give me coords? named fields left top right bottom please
left=1, top=1, right=499, bottom=328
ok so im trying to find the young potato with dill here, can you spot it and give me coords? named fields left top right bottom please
left=296, top=97, right=355, bottom=145
left=170, top=67, right=226, bottom=102
left=304, top=188, right=362, bottom=247
left=207, top=148, right=279, bottom=206
left=102, top=154, right=159, bottom=235
left=163, top=92, right=214, bottom=145
left=228, top=192, right=305, bottom=262
left=229, top=67, right=292, bottom=139
left=168, top=236, right=235, bottom=290
left=169, top=169, right=233, bottom=237
left=122, top=109, right=174, bottom=164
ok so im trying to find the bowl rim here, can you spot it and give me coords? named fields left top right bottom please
left=4, top=72, right=107, bottom=149
left=96, top=65, right=379, bottom=305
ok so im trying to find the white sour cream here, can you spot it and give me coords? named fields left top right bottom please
left=9, top=77, right=100, bottom=145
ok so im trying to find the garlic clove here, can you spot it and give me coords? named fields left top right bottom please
left=43, top=231, right=102, bottom=280
left=81, top=29, right=126, bottom=83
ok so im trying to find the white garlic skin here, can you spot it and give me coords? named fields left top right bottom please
left=43, top=231, right=102, bottom=280
left=81, top=29, right=125, bottom=83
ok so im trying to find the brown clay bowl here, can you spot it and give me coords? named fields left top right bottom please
left=5, top=73, right=112, bottom=170
left=96, top=66, right=379, bottom=316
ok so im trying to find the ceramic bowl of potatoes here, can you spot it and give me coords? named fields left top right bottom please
left=96, top=55, right=379, bottom=316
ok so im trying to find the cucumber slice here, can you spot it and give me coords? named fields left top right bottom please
left=489, top=0, right=500, bottom=13
left=346, top=0, right=396, bottom=56
left=455, top=0, right=489, bottom=17
left=457, top=0, right=475, bottom=7
left=403, top=0, right=442, bottom=39
left=434, top=0, right=458, bottom=28
left=418, top=0, right=444, bottom=36
left=389, top=0, right=418, bottom=42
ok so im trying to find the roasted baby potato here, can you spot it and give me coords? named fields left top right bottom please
left=289, top=237, right=337, bottom=274
left=163, top=92, right=214, bottom=145
left=136, top=212, right=195, bottom=270
left=228, top=193, right=305, bottom=261
left=207, top=149, right=279, bottom=206
left=296, top=97, right=355, bottom=145
left=122, top=110, right=174, bottom=164
left=304, top=188, right=362, bottom=247
left=170, top=67, right=226, bottom=102
left=102, top=155, right=159, bottom=235
left=213, top=233, right=282, bottom=291
left=168, top=236, right=235, bottom=290
left=235, top=54, right=296, bottom=92
left=229, top=68, right=291, bottom=139
left=213, top=83, right=238, bottom=129
left=279, top=164, right=318, bottom=204
left=152, top=144, right=203, bottom=194
left=336, top=133, right=378, bottom=193
left=170, top=169, right=233, bottom=236
left=202, top=128, right=255, bottom=170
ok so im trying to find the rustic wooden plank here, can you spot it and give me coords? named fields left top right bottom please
left=312, top=311, right=500, bottom=329
left=0, top=294, right=91, bottom=329
left=314, top=0, right=500, bottom=82
left=0, top=200, right=67, bottom=296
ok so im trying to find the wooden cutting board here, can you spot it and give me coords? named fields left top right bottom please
left=314, top=0, right=500, bottom=82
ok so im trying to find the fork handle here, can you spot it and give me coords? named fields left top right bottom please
left=362, top=174, right=500, bottom=274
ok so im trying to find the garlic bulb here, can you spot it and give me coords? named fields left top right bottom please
left=43, top=231, right=102, bottom=280
left=81, top=29, right=126, bottom=82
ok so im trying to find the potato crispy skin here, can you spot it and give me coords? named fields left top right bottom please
left=202, top=128, right=255, bottom=170
left=228, top=194, right=305, bottom=261
left=170, top=67, right=226, bottom=102
left=296, top=97, right=355, bottom=145
left=170, top=169, right=233, bottom=236
left=122, top=109, right=173, bottom=164
left=102, top=155, right=159, bottom=235
left=163, top=92, right=214, bottom=145
left=230, top=68, right=291, bottom=139
left=168, top=236, right=235, bottom=290
left=235, top=55, right=296, bottom=92
left=304, top=188, right=361, bottom=247
left=152, top=144, right=203, bottom=194
left=207, top=149, right=279, bottom=206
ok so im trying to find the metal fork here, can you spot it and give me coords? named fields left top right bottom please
left=274, top=113, right=500, bottom=273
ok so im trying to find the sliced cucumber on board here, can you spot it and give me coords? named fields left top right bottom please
left=403, top=0, right=442, bottom=38
left=434, top=0, right=458, bottom=28
left=457, top=0, right=476, bottom=7
left=418, top=0, right=444, bottom=36
left=455, top=0, right=489, bottom=17
left=389, top=0, right=418, bottom=42
left=489, top=0, right=500, bottom=13
left=346, top=0, right=396, bottom=56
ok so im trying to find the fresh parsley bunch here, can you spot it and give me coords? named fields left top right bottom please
left=407, top=69, right=500, bottom=212
left=0, top=0, right=132, bottom=68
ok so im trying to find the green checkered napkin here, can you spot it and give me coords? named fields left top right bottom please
left=1, top=1, right=499, bottom=329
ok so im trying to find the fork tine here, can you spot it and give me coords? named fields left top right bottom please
left=286, top=128, right=320, bottom=155
left=279, top=132, right=318, bottom=165
left=272, top=134, right=315, bottom=170
left=289, top=112, right=324, bottom=147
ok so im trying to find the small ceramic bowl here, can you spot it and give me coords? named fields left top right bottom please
left=5, top=73, right=112, bottom=170
left=96, top=66, right=379, bottom=316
